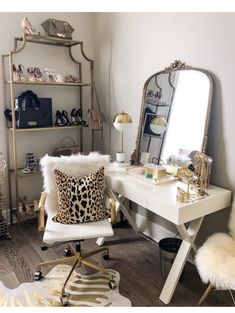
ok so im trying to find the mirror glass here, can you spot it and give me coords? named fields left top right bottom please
left=133, top=61, right=212, bottom=166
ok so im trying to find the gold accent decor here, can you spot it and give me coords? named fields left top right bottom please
left=176, top=152, right=212, bottom=203
left=113, top=111, right=132, bottom=124
left=165, top=60, right=191, bottom=71
left=194, top=152, right=212, bottom=196
left=38, top=191, right=47, bottom=231
left=198, top=283, right=214, bottom=306
left=176, top=168, right=197, bottom=202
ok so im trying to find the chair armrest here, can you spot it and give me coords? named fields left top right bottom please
left=105, top=188, right=116, bottom=224
left=109, top=197, right=116, bottom=224
left=38, top=191, right=47, bottom=231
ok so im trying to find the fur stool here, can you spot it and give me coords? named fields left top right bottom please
left=195, top=204, right=235, bottom=306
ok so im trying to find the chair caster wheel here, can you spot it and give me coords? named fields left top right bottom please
left=109, top=280, right=117, bottom=290
left=64, top=248, right=73, bottom=257
left=34, top=271, right=42, bottom=281
left=103, top=251, right=109, bottom=260
left=60, top=295, right=69, bottom=306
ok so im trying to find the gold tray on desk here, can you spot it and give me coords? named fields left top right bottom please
left=126, top=166, right=178, bottom=185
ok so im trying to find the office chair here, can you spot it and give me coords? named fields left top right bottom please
left=195, top=200, right=235, bottom=306
left=35, top=153, right=116, bottom=306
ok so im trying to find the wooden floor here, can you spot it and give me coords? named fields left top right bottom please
left=0, top=219, right=233, bottom=307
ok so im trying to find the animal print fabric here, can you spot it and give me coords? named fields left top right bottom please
left=52, top=167, right=109, bottom=224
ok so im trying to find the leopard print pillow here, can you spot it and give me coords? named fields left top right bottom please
left=52, top=167, right=109, bottom=224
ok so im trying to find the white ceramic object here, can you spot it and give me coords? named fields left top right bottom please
left=116, top=152, right=125, bottom=163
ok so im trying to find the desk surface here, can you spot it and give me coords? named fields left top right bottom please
left=107, top=167, right=231, bottom=225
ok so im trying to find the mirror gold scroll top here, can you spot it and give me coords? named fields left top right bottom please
left=133, top=61, right=212, bottom=167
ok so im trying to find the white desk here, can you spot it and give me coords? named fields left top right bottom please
left=106, top=167, right=231, bottom=304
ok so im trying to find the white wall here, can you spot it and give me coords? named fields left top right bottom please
left=1, top=12, right=234, bottom=244
left=0, top=13, right=94, bottom=204
left=93, top=13, right=235, bottom=243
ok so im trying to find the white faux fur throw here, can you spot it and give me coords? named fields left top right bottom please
left=40, top=152, right=110, bottom=215
left=195, top=232, right=235, bottom=290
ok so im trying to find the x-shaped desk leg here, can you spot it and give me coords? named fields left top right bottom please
left=159, top=217, right=204, bottom=304
left=109, top=189, right=139, bottom=232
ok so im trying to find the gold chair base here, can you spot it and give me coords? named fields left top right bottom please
left=37, top=244, right=114, bottom=300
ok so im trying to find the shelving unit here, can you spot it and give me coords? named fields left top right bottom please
left=6, top=80, right=91, bottom=87
left=1, top=34, right=95, bottom=231
left=8, top=124, right=89, bottom=132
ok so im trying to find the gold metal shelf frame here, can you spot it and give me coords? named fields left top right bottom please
left=1, top=33, right=95, bottom=231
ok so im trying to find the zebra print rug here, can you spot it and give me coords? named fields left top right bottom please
left=0, top=265, right=131, bottom=307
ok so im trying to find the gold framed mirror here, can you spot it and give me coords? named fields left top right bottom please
left=131, top=60, right=213, bottom=166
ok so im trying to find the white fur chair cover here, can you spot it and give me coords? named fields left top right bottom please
left=195, top=200, right=235, bottom=290
left=40, top=152, right=110, bottom=215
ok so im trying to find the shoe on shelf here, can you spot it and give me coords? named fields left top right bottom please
left=34, top=67, right=44, bottom=82
left=71, top=108, right=86, bottom=125
left=44, top=68, right=64, bottom=83
left=77, top=109, right=86, bottom=125
left=55, top=110, right=64, bottom=126
left=17, top=64, right=27, bottom=81
left=27, top=66, right=36, bottom=81
left=12, top=64, right=20, bottom=81
left=21, top=153, right=38, bottom=174
left=55, top=110, right=70, bottom=126
left=21, top=17, right=40, bottom=36
left=64, top=74, right=81, bottom=83
left=4, top=109, right=19, bottom=123
left=61, top=110, right=71, bottom=126
left=71, top=108, right=79, bottom=125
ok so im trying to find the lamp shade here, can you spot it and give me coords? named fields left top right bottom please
left=113, top=111, right=132, bottom=132
left=150, top=116, right=167, bottom=135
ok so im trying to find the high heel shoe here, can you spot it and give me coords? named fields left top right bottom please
left=55, top=110, right=71, bottom=126
left=77, top=109, right=86, bottom=125
left=61, top=110, right=71, bottom=126
left=27, top=66, right=44, bottom=82
left=55, top=111, right=65, bottom=126
left=17, top=64, right=27, bottom=81
left=70, top=108, right=86, bottom=125
left=21, top=153, right=38, bottom=174
left=64, top=74, right=80, bottom=83
left=27, top=66, right=36, bottom=81
left=12, top=64, right=20, bottom=81
left=34, top=67, right=44, bottom=82
left=71, top=108, right=79, bottom=125
left=21, top=17, right=40, bottom=36
left=44, top=68, right=64, bottom=83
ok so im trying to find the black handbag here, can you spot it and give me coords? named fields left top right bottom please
left=15, top=90, right=52, bottom=128
left=41, top=19, right=74, bottom=39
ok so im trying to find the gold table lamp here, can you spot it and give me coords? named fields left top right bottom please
left=113, top=111, right=132, bottom=165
